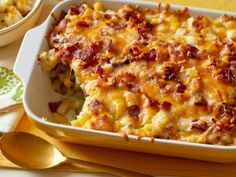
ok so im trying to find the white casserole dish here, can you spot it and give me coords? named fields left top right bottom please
left=14, top=0, right=236, bottom=163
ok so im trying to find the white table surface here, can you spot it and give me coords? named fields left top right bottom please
left=0, top=1, right=171, bottom=176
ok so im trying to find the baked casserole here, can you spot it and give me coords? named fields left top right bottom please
left=39, top=2, right=236, bottom=145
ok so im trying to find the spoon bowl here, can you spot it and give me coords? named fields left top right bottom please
left=0, top=132, right=66, bottom=169
left=0, top=131, right=151, bottom=177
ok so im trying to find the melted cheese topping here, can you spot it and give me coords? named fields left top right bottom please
left=39, top=2, right=236, bottom=145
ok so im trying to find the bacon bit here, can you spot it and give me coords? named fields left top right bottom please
left=48, top=101, right=62, bottom=113
left=176, top=83, right=186, bottom=93
left=186, top=44, right=199, bottom=58
left=197, top=15, right=204, bottom=20
left=207, top=57, right=235, bottom=84
left=163, top=65, right=176, bottom=80
left=128, top=105, right=140, bottom=119
left=193, top=95, right=208, bottom=106
left=95, top=65, right=105, bottom=78
left=104, top=14, right=112, bottom=19
left=142, top=49, right=157, bottom=61
left=76, top=21, right=90, bottom=28
left=124, top=72, right=136, bottom=82
left=192, top=19, right=203, bottom=32
left=146, top=94, right=160, bottom=108
left=124, top=11, right=140, bottom=21
left=222, top=69, right=235, bottom=82
left=191, top=120, right=208, bottom=132
left=59, top=38, right=79, bottom=65
left=91, top=41, right=103, bottom=52
left=137, top=22, right=154, bottom=43
left=138, top=21, right=154, bottom=33
left=126, top=46, right=141, bottom=62
left=229, top=50, right=236, bottom=62
left=116, top=72, right=136, bottom=89
left=161, top=101, right=172, bottom=111
left=214, top=68, right=236, bottom=84
left=79, top=46, right=98, bottom=68
left=89, top=99, right=104, bottom=115
left=70, top=5, right=84, bottom=15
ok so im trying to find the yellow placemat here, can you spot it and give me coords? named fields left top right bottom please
left=1, top=114, right=236, bottom=177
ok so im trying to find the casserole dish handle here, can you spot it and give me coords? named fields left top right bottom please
left=13, top=25, right=45, bottom=85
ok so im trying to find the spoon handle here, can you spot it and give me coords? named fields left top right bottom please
left=66, top=158, right=152, bottom=177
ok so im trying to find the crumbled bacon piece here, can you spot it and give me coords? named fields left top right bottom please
left=207, top=57, right=235, bottom=85
left=59, top=36, right=80, bottom=64
left=79, top=46, right=98, bottom=68
left=191, top=120, right=208, bottom=132
left=95, top=65, right=105, bottom=78
left=186, top=44, right=199, bottom=58
left=59, top=38, right=80, bottom=65
left=146, top=95, right=160, bottom=108
left=142, top=49, right=157, bottom=61
left=163, top=65, right=176, bottom=80
left=48, top=101, right=62, bottom=113
left=97, top=76, right=116, bottom=88
left=104, top=14, right=112, bottom=19
left=220, top=69, right=235, bottom=82
left=192, top=19, right=203, bottom=32
left=76, top=21, right=90, bottom=27
left=228, top=49, right=236, bottom=62
left=70, top=5, right=84, bottom=15
left=128, top=105, right=140, bottom=119
left=115, top=72, right=136, bottom=89
left=161, top=101, right=172, bottom=111
left=176, top=83, right=186, bottom=93
left=126, top=46, right=141, bottom=62
left=193, top=95, right=208, bottom=106
left=123, top=72, right=136, bottom=82
left=89, top=99, right=104, bottom=115
left=124, top=11, right=140, bottom=21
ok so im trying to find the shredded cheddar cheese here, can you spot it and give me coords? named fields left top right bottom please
left=39, top=2, right=236, bottom=145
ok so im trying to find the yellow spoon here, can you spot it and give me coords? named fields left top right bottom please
left=0, top=131, right=152, bottom=177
